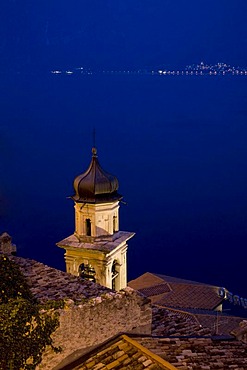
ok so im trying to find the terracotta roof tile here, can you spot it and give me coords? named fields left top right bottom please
left=56, top=335, right=177, bottom=370
left=156, top=283, right=222, bottom=310
left=139, top=284, right=171, bottom=297
left=129, top=273, right=223, bottom=311
left=193, top=312, right=244, bottom=336
left=152, top=305, right=245, bottom=339
left=128, top=272, right=165, bottom=290
left=9, top=255, right=110, bottom=303
left=57, top=332, right=247, bottom=370
left=153, top=274, right=208, bottom=286
left=135, top=336, right=247, bottom=370
left=152, top=306, right=211, bottom=337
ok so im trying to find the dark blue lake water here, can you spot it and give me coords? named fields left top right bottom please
left=1, top=73, right=247, bottom=298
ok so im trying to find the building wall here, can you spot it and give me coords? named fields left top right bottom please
left=106, top=244, right=128, bottom=290
left=74, top=201, right=119, bottom=238
left=64, top=242, right=128, bottom=290
left=65, top=248, right=105, bottom=278
left=37, top=288, right=151, bottom=370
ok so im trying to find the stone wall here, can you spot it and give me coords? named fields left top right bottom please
left=38, top=287, right=151, bottom=369
left=0, top=232, right=16, bottom=254
left=232, top=320, right=247, bottom=344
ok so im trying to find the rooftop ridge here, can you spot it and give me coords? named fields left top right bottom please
left=153, top=273, right=219, bottom=287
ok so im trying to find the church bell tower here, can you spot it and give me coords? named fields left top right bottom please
left=57, top=148, right=134, bottom=290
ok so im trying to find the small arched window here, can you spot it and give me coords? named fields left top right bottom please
left=113, top=216, right=117, bottom=233
left=111, top=260, right=119, bottom=290
left=78, top=263, right=85, bottom=275
left=85, top=218, right=91, bottom=236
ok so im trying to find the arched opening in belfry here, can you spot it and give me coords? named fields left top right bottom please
left=111, top=260, right=120, bottom=290
left=113, top=215, right=117, bottom=233
left=85, top=218, right=91, bottom=236
left=79, top=263, right=96, bottom=283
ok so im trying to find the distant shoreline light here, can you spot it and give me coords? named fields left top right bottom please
left=50, top=62, right=247, bottom=77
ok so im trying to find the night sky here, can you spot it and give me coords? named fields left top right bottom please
left=1, top=1, right=247, bottom=71
left=1, top=1, right=247, bottom=309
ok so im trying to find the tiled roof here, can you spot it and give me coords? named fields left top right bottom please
left=129, top=273, right=245, bottom=337
left=55, top=334, right=177, bottom=370
left=152, top=305, right=245, bottom=338
left=128, top=272, right=166, bottom=289
left=55, top=332, right=247, bottom=370
left=154, top=274, right=208, bottom=286
left=135, top=336, right=247, bottom=370
left=139, top=284, right=171, bottom=297
left=9, top=255, right=110, bottom=303
left=152, top=306, right=211, bottom=337
left=129, top=272, right=223, bottom=311
left=192, top=311, right=244, bottom=337
left=156, top=283, right=223, bottom=310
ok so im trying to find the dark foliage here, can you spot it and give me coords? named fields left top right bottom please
left=0, top=255, right=63, bottom=370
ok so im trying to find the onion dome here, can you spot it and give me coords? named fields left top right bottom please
left=72, top=148, right=122, bottom=203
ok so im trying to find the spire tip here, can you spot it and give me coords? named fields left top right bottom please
left=92, top=147, right=97, bottom=156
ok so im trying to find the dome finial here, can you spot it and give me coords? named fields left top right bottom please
left=92, top=127, right=96, bottom=156
left=92, top=147, right=97, bottom=157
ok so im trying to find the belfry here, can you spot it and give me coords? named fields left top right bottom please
left=57, top=148, right=134, bottom=290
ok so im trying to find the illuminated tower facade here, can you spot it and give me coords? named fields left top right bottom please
left=57, top=148, right=134, bottom=290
